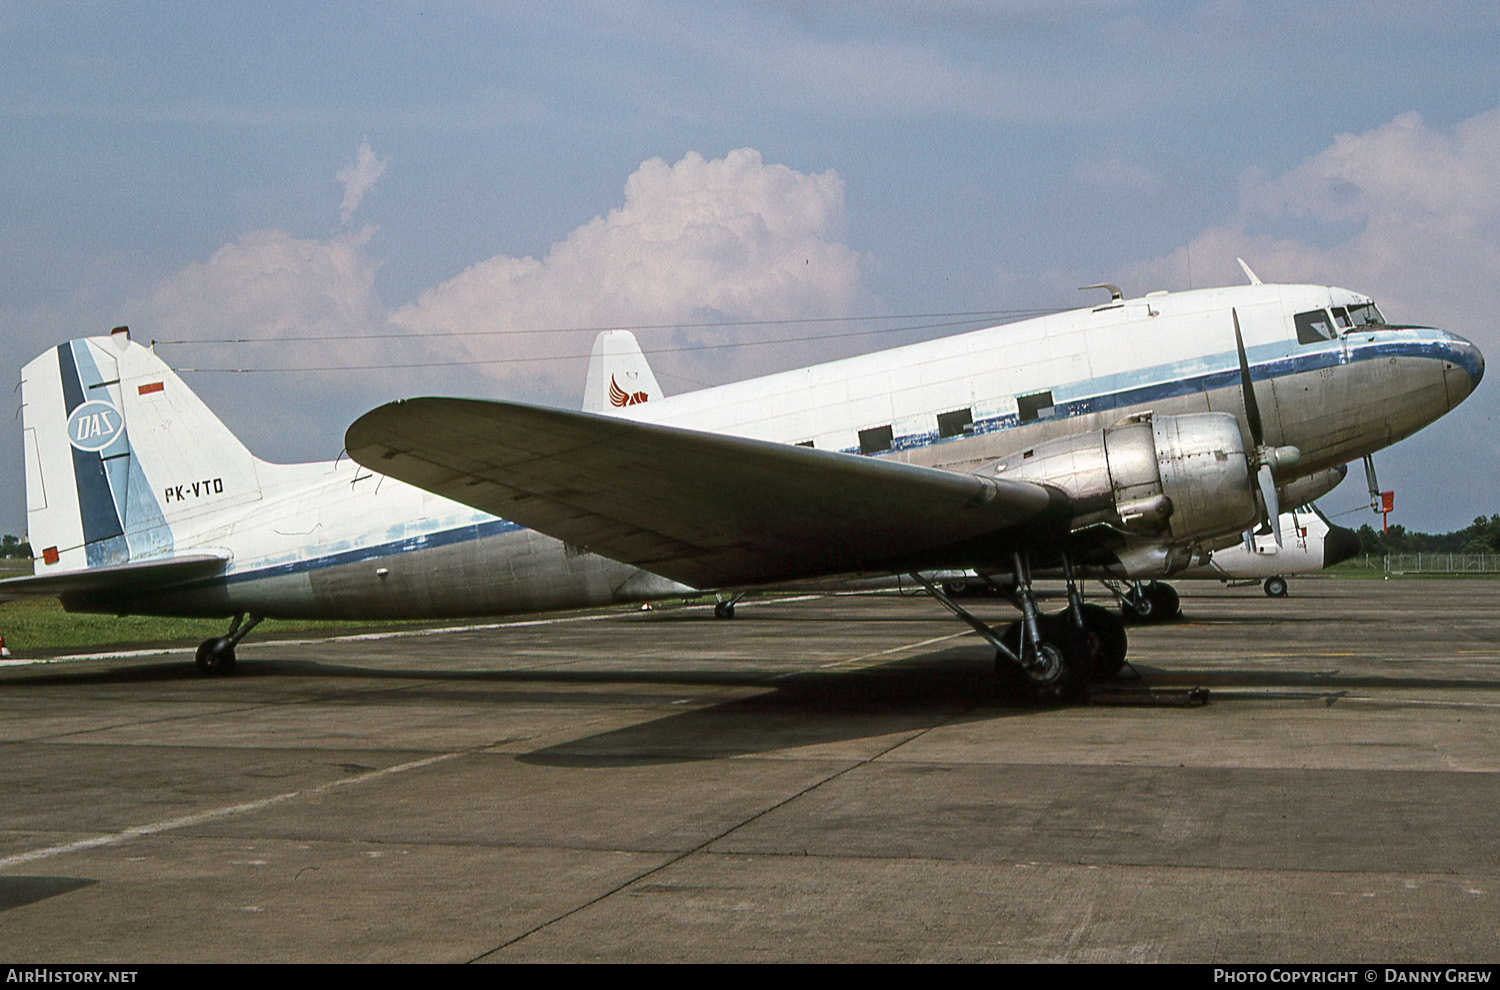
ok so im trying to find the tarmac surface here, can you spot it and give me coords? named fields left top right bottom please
left=2, top=578, right=1499, bottom=963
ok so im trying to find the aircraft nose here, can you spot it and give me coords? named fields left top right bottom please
left=1322, top=524, right=1363, bottom=569
left=1441, top=331, right=1484, bottom=407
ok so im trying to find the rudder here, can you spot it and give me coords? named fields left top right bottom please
left=21, top=329, right=263, bottom=572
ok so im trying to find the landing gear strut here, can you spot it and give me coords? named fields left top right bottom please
left=194, top=612, right=263, bottom=676
left=713, top=592, right=746, bottom=619
left=914, top=552, right=1127, bottom=704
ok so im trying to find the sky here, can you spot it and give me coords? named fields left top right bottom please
left=4, top=1, right=1500, bottom=536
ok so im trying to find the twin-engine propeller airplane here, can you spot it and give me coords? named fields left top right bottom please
left=2, top=266, right=1482, bottom=702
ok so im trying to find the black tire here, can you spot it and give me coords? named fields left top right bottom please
left=994, top=619, right=1086, bottom=704
left=1056, top=604, right=1129, bottom=681
left=194, top=638, right=236, bottom=676
left=1264, top=576, right=1288, bottom=598
left=1146, top=581, right=1181, bottom=621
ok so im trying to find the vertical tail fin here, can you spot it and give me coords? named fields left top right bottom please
left=21, top=329, right=263, bottom=572
left=582, top=331, right=663, bottom=413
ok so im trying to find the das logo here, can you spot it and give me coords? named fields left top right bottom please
left=609, top=374, right=649, bottom=407
left=66, top=400, right=125, bottom=452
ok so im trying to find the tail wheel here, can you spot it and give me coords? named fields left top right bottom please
left=1264, top=576, right=1288, bottom=598
left=194, top=638, right=236, bottom=676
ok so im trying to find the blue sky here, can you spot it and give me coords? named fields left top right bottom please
left=4, top=1, right=1500, bottom=535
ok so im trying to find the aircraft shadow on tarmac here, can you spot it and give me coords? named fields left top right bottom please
left=9, top=641, right=1500, bottom=767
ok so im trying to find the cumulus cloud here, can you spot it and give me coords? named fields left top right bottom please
left=144, top=226, right=385, bottom=343
left=1100, top=108, right=1500, bottom=530
left=336, top=139, right=388, bottom=225
left=128, top=149, right=870, bottom=460
left=1116, top=108, right=1500, bottom=343
left=392, top=148, right=870, bottom=394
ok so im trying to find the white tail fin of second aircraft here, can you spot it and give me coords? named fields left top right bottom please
left=582, top=331, right=663, bottom=413
left=21, top=329, right=264, bottom=572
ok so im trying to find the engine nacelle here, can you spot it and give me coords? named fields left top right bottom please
left=1276, top=464, right=1347, bottom=511
left=983, top=411, right=1259, bottom=543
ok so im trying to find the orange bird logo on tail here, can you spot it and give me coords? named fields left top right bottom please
left=609, top=375, right=649, bottom=407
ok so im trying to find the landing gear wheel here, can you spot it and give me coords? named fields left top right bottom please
left=194, top=637, right=236, bottom=676
left=1056, top=604, right=1129, bottom=681
left=995, top=620, right=1086, bottom=704
left=1264, top=576, right=1288, bottom=598
left=1146, top=581, right=1180, bottom=620
left=1121, top=585, right=1156, bottom=624
left=713, top=601, right=736, bottom=619
left=1123, top=582, right=1180, bottom=624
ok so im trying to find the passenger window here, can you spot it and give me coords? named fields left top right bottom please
left=859, top=425, right=893, bottom=454
left=1017, top=391, right=1055, bottom=423
left=937, top=407, right=974, bottom=438
left=1294, top=310, right=1335, bottom=345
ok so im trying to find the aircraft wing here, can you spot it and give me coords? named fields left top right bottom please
left=346, top=398, right=1073, bottom=589
left=0, top=554, right=228, bottom=603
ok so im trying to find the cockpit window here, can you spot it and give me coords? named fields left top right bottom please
left=1347, top=302, right=1386, bottom=326
left=1331, top=307, right=1352, bottom=330
left=1294, top=309, right=1336, bottom=345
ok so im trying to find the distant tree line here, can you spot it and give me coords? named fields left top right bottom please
left=2, top=534, right=32, bottom=559
left=1356, top=515, right=1500, bottom=557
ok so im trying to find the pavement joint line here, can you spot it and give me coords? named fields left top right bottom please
left=780, top=631, right=970, bottom=677
left=0, top=749, right=467, bottom=872
left=468, top=691, right=973, bottom=962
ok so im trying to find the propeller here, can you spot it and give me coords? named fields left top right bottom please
left=1233, top=308, right=1300, bottom=547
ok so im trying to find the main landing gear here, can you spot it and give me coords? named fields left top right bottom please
left=194, top=612, right=263, bottom=676
left=914, top=552, right=1129, bottom=705
left=1115, top=580, right=1181, bottom=624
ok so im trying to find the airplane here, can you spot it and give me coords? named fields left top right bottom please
left=929, top=499, right=1362, bottom=615
left=1, top=267, right=1481, bottom=703
left=1178, top=501, right=1362, bottom=598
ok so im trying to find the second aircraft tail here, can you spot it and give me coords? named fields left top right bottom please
left=582, top=330, right=663, bottom=413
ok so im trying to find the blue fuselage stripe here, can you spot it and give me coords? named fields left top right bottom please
left=220, top=333, right=1458, bottom=585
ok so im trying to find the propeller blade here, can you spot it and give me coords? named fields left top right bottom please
left=1234, top=308, right=1264, bottom=448
left=1256, top=463, right=1282, bottom=547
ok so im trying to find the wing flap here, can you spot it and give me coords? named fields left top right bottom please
left=346, top=398, right=1071, bottom=588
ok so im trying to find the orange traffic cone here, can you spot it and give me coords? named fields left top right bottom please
left=0, top=636, right=9, bottom=659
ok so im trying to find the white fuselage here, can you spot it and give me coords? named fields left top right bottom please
left=29, top=282, right=1479, bottom=620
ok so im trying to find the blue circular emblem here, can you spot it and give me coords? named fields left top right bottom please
left=66, top=400, right=125, bottom=452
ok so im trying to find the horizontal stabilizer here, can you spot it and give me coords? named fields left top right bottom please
left=0, top=554, right=228, bottom=603
left=346, top=398, right=1070, bottom=589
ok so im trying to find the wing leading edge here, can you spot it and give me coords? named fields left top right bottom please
left=345, top=398, right=1073, bottom=589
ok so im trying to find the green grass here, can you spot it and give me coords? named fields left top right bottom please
left=0, top=597, right=449, bottom=656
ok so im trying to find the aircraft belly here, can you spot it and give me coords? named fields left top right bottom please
left=284, top=528, right=683, bottom=620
